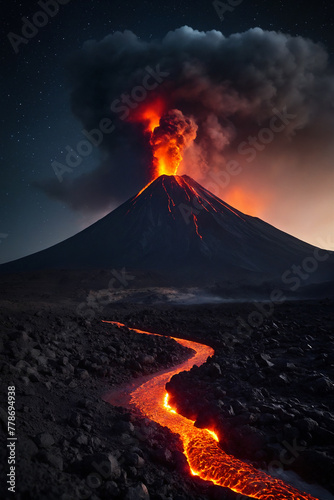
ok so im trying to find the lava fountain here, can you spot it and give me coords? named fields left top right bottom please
left=103, top=321, right=318, bottom=500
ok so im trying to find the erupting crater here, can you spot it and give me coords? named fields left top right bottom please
left=103, top=321, right=319, bottom=500
left=130, top=99, right=197, bottom=178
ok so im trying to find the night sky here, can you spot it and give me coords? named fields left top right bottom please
left=1, top=0, right=334, bottom=264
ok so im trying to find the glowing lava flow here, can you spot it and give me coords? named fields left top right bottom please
left=103, top=321, right=318, bottom=500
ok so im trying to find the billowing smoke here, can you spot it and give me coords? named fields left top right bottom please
left=40, top=26, right=334, bottom=248
left=150, top=109, right=198, bottom=175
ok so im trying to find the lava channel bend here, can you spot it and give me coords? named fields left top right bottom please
left=103, top=320, right=318, bottom=500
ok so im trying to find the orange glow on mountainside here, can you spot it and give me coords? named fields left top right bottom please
left=103, top=321, right=318, bottom=500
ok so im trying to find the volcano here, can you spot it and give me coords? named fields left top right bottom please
left=1, top=175, right=333, bottom=292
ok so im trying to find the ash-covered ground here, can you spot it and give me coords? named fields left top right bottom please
left=0, top=270, right=333, bottom=500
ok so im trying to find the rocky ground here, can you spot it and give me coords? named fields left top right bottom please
left=146, top=301, right=334, bottom=494
left=0, top=271, right=333, bottom=500
left=0, top=303, right=233, bottom=500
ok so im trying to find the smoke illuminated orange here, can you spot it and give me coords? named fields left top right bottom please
left=136, top=98, right=165, bottom=133
left=104, top=321, right=318, bottom=500
left=153, top=137, right=180, bottom=176
left=130, top=100, right=196, bottom=178
left=224, top=186, right=268, bottom=217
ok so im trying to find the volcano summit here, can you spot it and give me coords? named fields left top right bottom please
left=1, top=175, right=333, bottom=293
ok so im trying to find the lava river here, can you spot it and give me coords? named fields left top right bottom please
left=103, top=321, right=318, bottom=500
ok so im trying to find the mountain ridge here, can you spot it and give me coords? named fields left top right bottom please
left=1, top=174, right=333, bottom=291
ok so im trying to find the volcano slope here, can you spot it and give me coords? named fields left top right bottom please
left=1, top=175, right=333, bottom=296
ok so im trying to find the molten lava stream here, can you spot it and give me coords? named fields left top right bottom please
left=103, top=321, right=318, bottom=500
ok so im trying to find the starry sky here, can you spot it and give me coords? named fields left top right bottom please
left=1, top=0, right=334, bottom=264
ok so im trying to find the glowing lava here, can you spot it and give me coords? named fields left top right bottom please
left=129, top=174, right=245, bottom=241
left=103, top=321, right=318, bottom=500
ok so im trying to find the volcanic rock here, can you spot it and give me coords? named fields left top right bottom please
left=124, top=482, right=150, bottom=500
left=35, top=432, right=55, bottom=448
left=81, top=452, right=121, bottom=480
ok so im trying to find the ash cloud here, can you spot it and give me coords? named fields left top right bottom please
left=151, top=109, right=198, bottom=172
left=41, top=26, right=334, bottom=247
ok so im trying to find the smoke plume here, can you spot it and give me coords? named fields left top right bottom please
left=150, top=109, right=198, bottom=175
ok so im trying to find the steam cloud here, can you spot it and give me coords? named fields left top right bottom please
left=41, top=26, right=334, bottom=248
